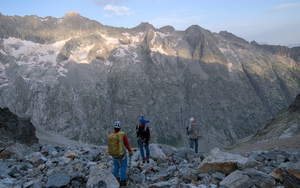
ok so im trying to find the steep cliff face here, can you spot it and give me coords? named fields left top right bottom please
left=0, top=12, right=299, bottom=151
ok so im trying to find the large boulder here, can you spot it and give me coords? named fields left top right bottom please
left=0, top=107, right=38, bottom=147
left=0, top=143, right=35, bottom=159
left=197, top=148, right=252, bottom=175
left=45, top=171, right=71, bottom=188
left=283, top=169, right=300, bottom=188
left=242, top=168, right=275, bottom=188
left=149, top=143, right=167, bottom=159
left=86, top=164, right=119, bottom=188
left=219, top=170, right=254, bottom=188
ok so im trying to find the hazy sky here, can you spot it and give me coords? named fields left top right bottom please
left=1, top=0, right=300, bottom=46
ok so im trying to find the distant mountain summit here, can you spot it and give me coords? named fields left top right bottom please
left=0, top=12, right=300, bottom=151
left=64, top=10, right=81, bottom=17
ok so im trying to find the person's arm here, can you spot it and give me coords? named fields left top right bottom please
left=136, top=125, right=139, bottom=138
left=123, top=134, right=132, bottom=152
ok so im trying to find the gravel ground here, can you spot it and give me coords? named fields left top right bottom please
left=35, top=125, right=300, bottom=153
left=35, top=125, right=98, bottom=148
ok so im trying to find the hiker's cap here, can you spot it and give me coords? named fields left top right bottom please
left=113, top=121, right=122, bottom=129
left=139, top=118, right=149, bottom=124
left=190, top=118, right=194, bottom=123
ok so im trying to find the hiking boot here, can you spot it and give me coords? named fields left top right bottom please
left=117, top=178, right=121, bottom=184
left=142, top=158, right=145, bottom=163
left=120, top=180, right=126, bottom=186
left=146, top=158, right=149, bottom=163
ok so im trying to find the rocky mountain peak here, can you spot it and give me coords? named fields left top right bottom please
left=64, top=10, right=81, bottom=17
left=159, top=25, right=175, bottom=33
left=132, top=22, right=156, bottom=32
left=219, top=31, right=249, bottom=45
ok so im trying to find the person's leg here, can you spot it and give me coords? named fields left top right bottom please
left=138, top=140, right=145, bottom=159
left=190, top=139, right=194, bottom=149
left=120, top=155, right=128, bottom=182
left=195, top=138, right=198, bottom=153
left=113, top=157, right=120, bottom=180
left=145, top=144, right=150, bottom=158
left=145, top=144, right=150, bottom=162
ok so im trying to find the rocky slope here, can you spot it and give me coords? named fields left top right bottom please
left=0, top=141, right=300, bottom=187
left=0, top=103, right=299, bottom=188
left=230, top=92, right=300, bottom=151
left=0, top=11, right=300, bottom=150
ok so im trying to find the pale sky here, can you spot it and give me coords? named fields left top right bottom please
left=1, top=0, right=300, bottom=46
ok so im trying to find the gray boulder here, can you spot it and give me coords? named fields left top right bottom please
left=45, top=171, right=71, bottom=188
left=25, top=152, right=47, bottom=166
left=219, top=170, right=254, bottom=188
left=242, top=168, right=275, bottom=188
left=86, top=165, right=119, bottom=188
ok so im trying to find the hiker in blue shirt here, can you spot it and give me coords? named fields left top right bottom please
left=136, top=117, right=150, bottom=163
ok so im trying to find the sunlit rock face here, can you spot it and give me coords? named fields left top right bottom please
left=0, top=12, right=299, bottom=151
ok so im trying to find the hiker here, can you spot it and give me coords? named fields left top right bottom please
left=107, top=121, right=133, bottom=186
left=136, top=117, right=150, bottom=163
left=188, top=118, right=201, bottom=153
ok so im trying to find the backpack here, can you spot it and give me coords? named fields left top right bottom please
left=146, top=123, right=151, bottom=141
left=107, top=132, right=125, bottom=158
left=186, top=125, right=190, bottom=135
left=136, top=124, right=152, bottom=141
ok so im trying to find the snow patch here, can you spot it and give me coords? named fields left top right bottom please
left=98, top=33, right=120, bottom=45
left=115, top=48, right=126, bottom=57
left=218, top=44, right=240, bottom=73
left=0, top=83, right=9, bottom=88
left=69, top=44, right=95, bottom=64
left=3, top=37, right=68, bottom=63
left=97, top=48, right=103, bottom=54
left=156, top=31, right=169, bottom=38
left=3, top=37, right=70, bottom=77
left=170, top=42, right=178, bottom=48
left=228, top=62, right=233, bottom=72
left=150, top=45, right=168, bottom=55
left=104, top=60, right=113, bottom=66
left=151, top=32, right=157, bottom=44
left=0, top=49, right=7, bottom=55
left=40, top=18, right=48, bottom=22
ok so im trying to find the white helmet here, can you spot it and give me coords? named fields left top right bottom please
left=113, top=121, right=122, bottom=129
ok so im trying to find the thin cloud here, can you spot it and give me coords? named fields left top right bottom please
left=87, top=0, right=129, bottom=6
left=268, top=3, right=300, bottom=12
left=104, top=5, right=134, bottom=18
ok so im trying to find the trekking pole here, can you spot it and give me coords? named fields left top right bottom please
left=126, top=155, right=132, bottom=186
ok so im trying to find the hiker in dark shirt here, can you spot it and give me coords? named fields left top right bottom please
left=188, top=118, right=201, bottom=153
left=136, top=117, right=150, bottom=163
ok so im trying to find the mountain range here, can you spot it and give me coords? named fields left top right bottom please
left=0, top=11, right=300, bottom=151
